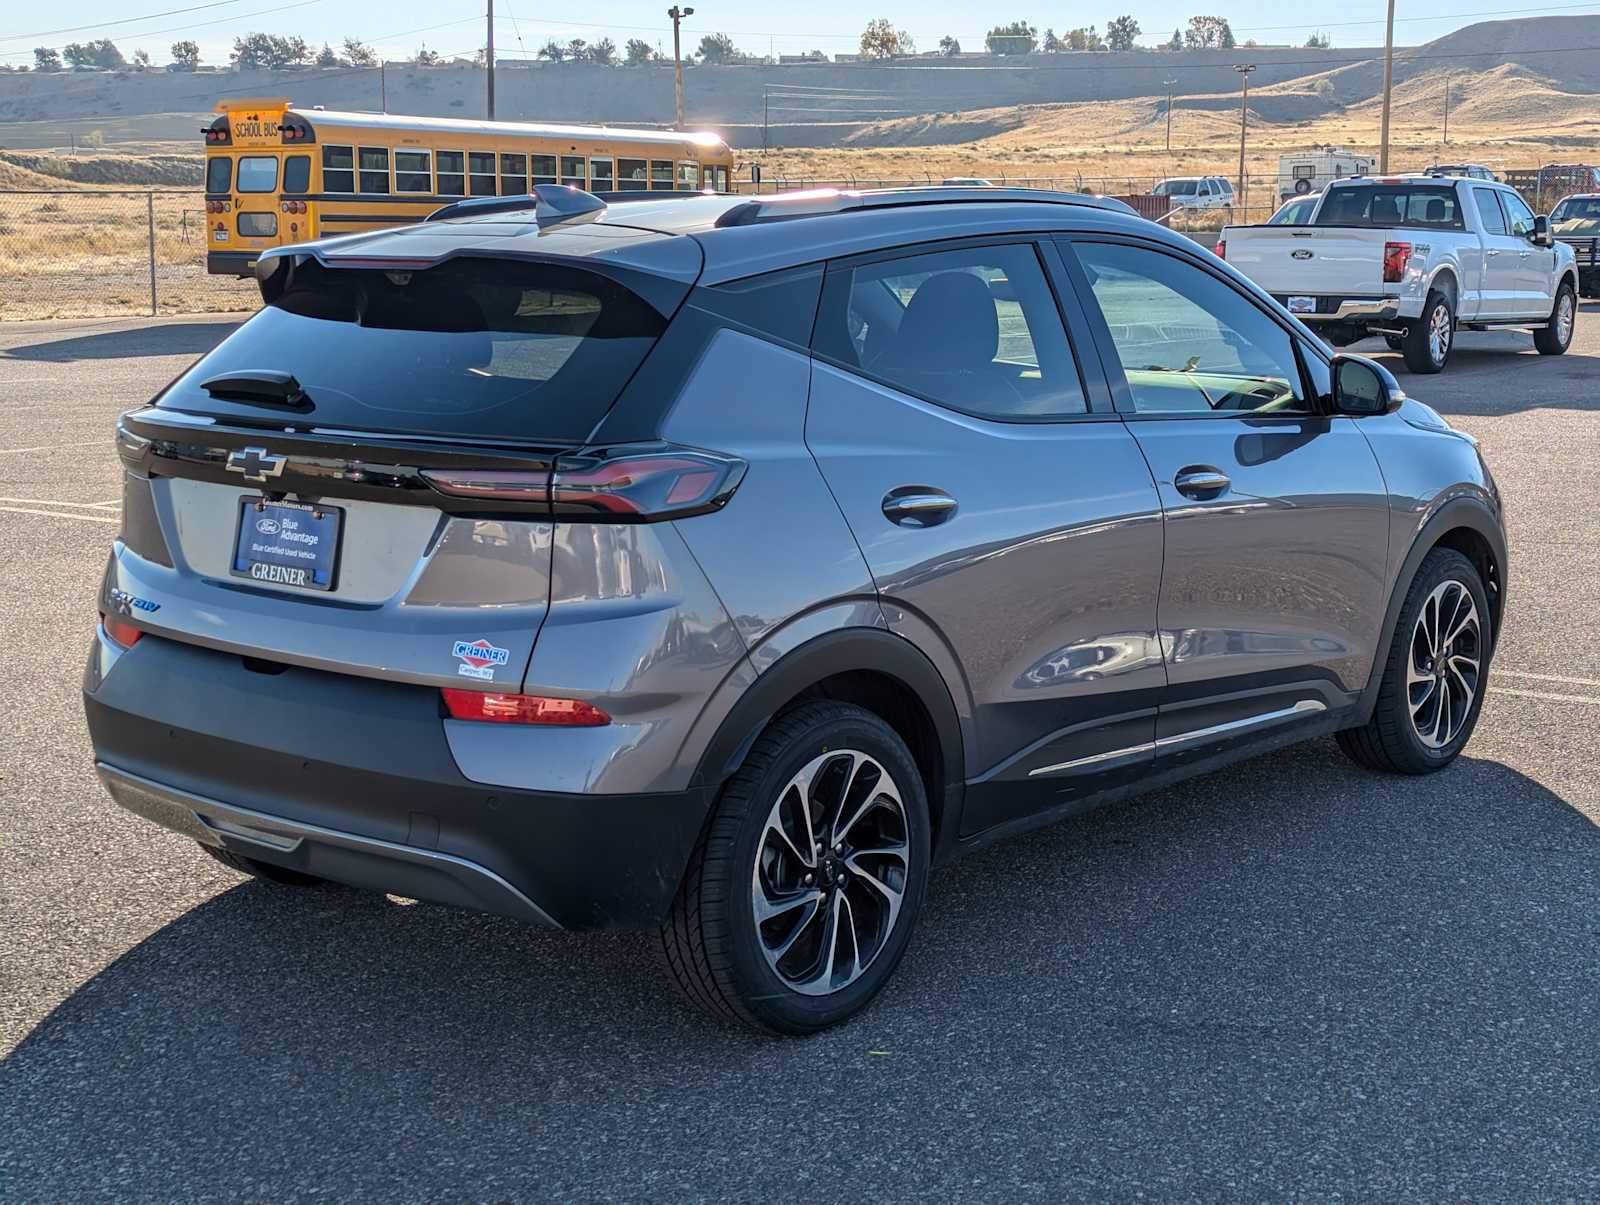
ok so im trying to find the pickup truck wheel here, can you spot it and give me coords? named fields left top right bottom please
left=1401, top=290, right=1453, bottom=374
left=1533, top=284, right=1576, bottom=355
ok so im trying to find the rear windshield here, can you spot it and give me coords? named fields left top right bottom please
left=1552, top=196, right=1600, bottom=234
left=1316, top=185, right=1465, bottom=230
left=159, top=257, right=669, bottom=443
left=1154, top=179, right=1198, bottom=196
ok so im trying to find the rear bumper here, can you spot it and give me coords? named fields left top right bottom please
left=1272, top=294, right=1402, bottom=322
left=207, top=251, right=257, bottom=277
left=83, top=635, right=711, bottom=929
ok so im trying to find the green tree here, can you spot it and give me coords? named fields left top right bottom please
left=860, top=18, right=913, bottom=59
left=590, top=37, right=617, bottom=64
left=1304, top=30, right=1330, bottom=48
left=131, top=48, right=151, bottom=70
left=624, top=37, right=655, bottom=64
left=34, top=47, right=63, bottom=71
left=1184, top=15, right=1235, bottom=49
left=1165, top=27, right=1184, bottom=49
left=697, top=32, right=737, bottom=64
left=413, top=45, right=440, bottom=65
left=63, top=39, right=128, bottom=69
left=315, top=43, right=339, bottom=66
left=170, top=40, right=200, bottom=70
left=1042, top=28, right=1063, bottom=52
left=1106, top=15, right=1140, bottom=51
left=985, top=21, right=1037, bottom=56
left=565, top=38, right=589, bottom=61
left=342, top=37, right=376, bottom=66
left=231, top=33, right=311, bottom=70
left=536, top=39, right=566, bottom=61
left=1066, top=26, right=1103, bottom=50
left=938, top=35, right=961, bottom=55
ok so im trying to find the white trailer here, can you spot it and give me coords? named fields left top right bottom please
left=1277, top=148, right=1375, bottom=202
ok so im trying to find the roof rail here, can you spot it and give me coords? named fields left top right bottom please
left=714, top=187, right=1137, bottom=228
left=425, top=184, right=606, bottom=228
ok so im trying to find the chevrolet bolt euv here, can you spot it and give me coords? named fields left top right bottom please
left=86, top=186, right=1506, bottom=1033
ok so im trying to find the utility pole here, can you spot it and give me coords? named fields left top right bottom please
left=1379, top=0, right=1396, bottom=171
left=1234, top=63, right=1255, bottom=213
left=668, top=6, right=694, bottom=130
left=380, top=61, right=386, bottom=113
left=1164, top=78, right=1177, bottom=154
left=486, top=0, right=496, bottom=120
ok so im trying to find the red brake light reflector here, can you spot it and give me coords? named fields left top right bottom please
left=1214, top=238, right=1226, bottom=260
left=441, top=689, right=611, bottom=726
left=101, top=614, right=142, bottom=649
left=1382, top=241, right=1413, bottom=284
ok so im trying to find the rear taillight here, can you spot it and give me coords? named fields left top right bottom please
left=1382, top=241, right=1413, bottom=284
left=421, top=444, right=746, bottom=521
left=1214, top=237, right=1226, bottom=260
left=101, top=614, right=142, bottom=649
left=441, top=689, right=610, bottom=726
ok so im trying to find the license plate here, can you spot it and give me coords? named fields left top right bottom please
left=232, top=498, right=342, bottom=591
left=213, top=229, right=227, bottom=242
left=1287, top=295, right=1317, bottom=314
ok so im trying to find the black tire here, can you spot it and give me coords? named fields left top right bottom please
left=1384, top=333, right=1405, bottom=351
left=1401, top=289, right=1454, bottom=374
left=1533, top=282, right=1576, bottom=355
left=199, top=841, right=324, bottom=886
left=1337, top=548, right=1492, bottom=775
left=657, top=701, right=931, bottom=1035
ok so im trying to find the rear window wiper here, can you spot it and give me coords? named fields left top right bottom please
left=200, top=370, right=313, bottom=412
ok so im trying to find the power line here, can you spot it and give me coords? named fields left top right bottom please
left=1, top=0, right=246, bottom=44
left=1, top=0, right=324, bottom=59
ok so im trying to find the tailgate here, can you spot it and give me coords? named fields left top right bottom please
left=1223, top=227, right=1387, bottom=297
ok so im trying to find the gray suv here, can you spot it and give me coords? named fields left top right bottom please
left=85, top=187, right=1506, bottom=1034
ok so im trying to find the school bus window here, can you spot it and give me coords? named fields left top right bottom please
left=677, top=161, right=700, bottom=191
left=500, top=153, right=528, bottom=195
left=650, top=160, right=674, bottom=190
left=283, top=155, right=311, bottom=195
left=619, top=158, right=647, bottom=191
left=531, top=154, right=557, bottom=186
left=358, top=147, right=390, bottom=194
left=560, top=156, right=586, bottom=187
left=237, top=156, right=279, bottom=193
left=590, top=157, right=614, bottom=190
left=395, top=149, right=432, bottom=193
left=469, top=151, right=497, bottom=196
left=322, top=145, right=354, bottom=192
left=237, top=211, right=277, bottom=237
left=708, top=164, right=730, bottom=193
left=436, top=150, right=465, bottom=195
left=205, top=157, right=232, bottom=194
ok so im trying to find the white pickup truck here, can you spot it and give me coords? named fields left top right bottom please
left=1217, top=174, right=1578, bottom=373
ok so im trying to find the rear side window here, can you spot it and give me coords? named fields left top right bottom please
left=160, top=258, right=677, bottom=443
left=816, top=242, right=1087, bottom=420
left=1317, top=186, right=1465, bottom=229
left=1072, top=241, right=1307, bottom=416
left=436, top=151, right=466, bottom=196
left=322, top=145, right=354, bottom=192
left=358, top=147, right=390, bottom=194
left=1473, top=188, right=1508, bottom=236
left=283, top=154, right=310, bottom=194
left=237, top=156, right=278, bottom=193
left=206, top=156, right=231, bottom=193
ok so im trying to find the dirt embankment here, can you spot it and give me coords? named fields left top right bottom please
left=0, top=151, right=201, bottom=187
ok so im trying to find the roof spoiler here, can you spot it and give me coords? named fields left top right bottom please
left=425, top=185, right=607, bottom=228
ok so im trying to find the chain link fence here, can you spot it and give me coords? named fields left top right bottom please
left=1, top=176, right=1292, bottom=321
left=0, top=190, right=259, bottom=321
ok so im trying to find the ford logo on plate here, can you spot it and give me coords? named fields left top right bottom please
left=255, top=517, right=281, bottom=535
left=1291, top=249, right=1314, bottom=260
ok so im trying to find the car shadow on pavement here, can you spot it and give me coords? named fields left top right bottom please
left=3, top=741, right=1596, bottom=1197
left=1, top=322, right=241, bottom=363
left=1352, top=328, right=1600, bottom=413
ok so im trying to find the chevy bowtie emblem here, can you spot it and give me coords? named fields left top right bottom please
left=226, top=447, right=287, bottom=482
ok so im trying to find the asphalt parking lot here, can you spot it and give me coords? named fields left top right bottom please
left=2, top=311, right=1597, bottom=1199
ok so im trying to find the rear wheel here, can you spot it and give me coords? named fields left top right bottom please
left=1337, top=548, right=1491, bottom=774
left=199, top=842, right=324, bottom=886
left=657, top=702, right=930, bottom=1035
left=1402, top=290, right=1454, bottom=373
left=1533, top=282, right=1576, bottom=355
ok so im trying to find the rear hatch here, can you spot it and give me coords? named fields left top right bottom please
left=1222, top=226, right=1389, bottom=298
left=111, top=226, right=700, bottom=691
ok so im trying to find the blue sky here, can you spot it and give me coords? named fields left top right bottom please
left=3, top=0, right=1595, bottom=65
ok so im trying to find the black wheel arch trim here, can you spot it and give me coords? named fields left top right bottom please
left=1358, top=495, right=1506, bottom=723
left=689, top=627, right=967, bottom=864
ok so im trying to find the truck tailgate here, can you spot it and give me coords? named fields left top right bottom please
left=1223, top=227, right=1388, bottom=298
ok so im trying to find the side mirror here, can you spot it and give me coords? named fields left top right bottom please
left=1532, top=214, right=1553, bottom=248
left=1331, top=353, right=1405, bottom=416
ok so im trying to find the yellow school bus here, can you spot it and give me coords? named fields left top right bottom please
left=202, top=98, right=737, bottom=275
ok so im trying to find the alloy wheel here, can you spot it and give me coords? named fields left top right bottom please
left=1407, top=579, right=1481, bottom=749
left=1557, top=292, right=1575, bottom=346
left=751, top=750, right=910, bottom=996
left=1428, top=302, right=1452, bottom=367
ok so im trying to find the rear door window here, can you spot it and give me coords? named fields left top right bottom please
left=1473, top=187, right=1509, bottom=235
left=159, top=258, right=679, bottom=443
left=283, top=154, right=310, bottom=194
left=237, top=156, right=278, bottom=193
left=1317, top=185, right=1465, bottom=229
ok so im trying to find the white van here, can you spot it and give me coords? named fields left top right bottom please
left=1277, top=148, right=1375, bottom=202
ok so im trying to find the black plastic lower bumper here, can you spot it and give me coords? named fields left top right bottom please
left=83, top=636, right=710, bottom=929
left=207, top=251, right=257, bottom=277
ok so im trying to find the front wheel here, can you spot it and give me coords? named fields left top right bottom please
left=1337, top=548, right=1492, bottom=774
left=1533, top=283, right=1576, bottom=355
left=658, top=702, right=930, bottom=1035
left=1402, top=290, right=1454, bottom=373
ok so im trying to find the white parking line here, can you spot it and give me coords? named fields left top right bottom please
left=0, top=497, right=119, bottom=510
left=1495, top=669, right=1600, bottom=689
left=1490, top=685, right=1600, bottom=706
left=0, top=505, right=118, bottom=524
left=0, top=442, right=100, bottom=455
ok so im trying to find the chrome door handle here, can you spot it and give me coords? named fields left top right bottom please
left=1173, top=466, right=1231, bottom=498
left=1485, top=249, right=1500, bottom=257
left=882, top=487, right=957, bottom=527
left=1519, top=250, right=1532, bottom=259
